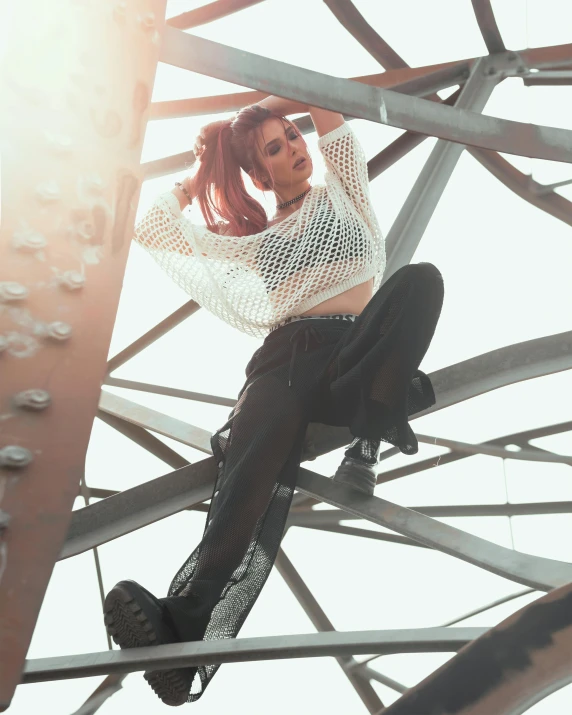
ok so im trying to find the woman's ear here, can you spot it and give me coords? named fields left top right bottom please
left=249, top=170, right=270, bottom=192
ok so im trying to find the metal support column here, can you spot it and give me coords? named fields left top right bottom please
left=0, top=0, right=167, bottom=708
left=383, top=57, right=498, bottom=279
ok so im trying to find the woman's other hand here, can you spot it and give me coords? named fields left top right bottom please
left=194, top=119, right=232, bottom=158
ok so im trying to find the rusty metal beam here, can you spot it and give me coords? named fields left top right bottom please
left=471, top=0, right=506, bottom=54
left=167, top=0, right=265, bottom=30
left=468, top=147, right=572, bottom=228
left=382, top=582, right=572, bottom=714
left=0, top=0, right=167, bottom=708
left=323, top=0, right=408, bottom=69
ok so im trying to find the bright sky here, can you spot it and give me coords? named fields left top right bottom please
left=10, top=1, right=572, bottom=713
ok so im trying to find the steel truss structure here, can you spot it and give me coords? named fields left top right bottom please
left=1, top=0, right=572, bottom=713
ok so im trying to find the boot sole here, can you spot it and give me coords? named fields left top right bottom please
left=332, top=461, right=376, bottom=496
left=103, top=582, right=195, bottom=707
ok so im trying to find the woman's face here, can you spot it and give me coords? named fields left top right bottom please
left=252, top=117, right=313, bottom=191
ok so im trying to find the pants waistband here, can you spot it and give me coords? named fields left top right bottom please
left=269, top=313, right=358, bottom=333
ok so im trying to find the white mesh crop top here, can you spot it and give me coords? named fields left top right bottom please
left=133, top=122, right=386, bottom=338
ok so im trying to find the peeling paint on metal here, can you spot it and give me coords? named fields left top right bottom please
left=379, top=96, right=388, bottom=125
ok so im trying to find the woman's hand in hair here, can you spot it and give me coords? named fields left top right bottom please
left=193, top=118, right=232, bottom=158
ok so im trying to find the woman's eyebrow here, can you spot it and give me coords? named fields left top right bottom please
left=264, top=137, right=281, bottom=152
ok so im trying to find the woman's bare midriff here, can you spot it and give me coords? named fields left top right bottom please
left=301, top=279, right=373, bottom=317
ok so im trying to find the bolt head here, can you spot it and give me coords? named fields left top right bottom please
left=487, top=66, right=497, bottom=75
left=114, top=0, right=127, bottom=18
left=14, top=389, right=51, bottom=411
left=12, top=228, right=47, bottom=252
left=35, top=180, right=61, bottom=203
left=60, top=270, right=85, bottom=290
left=46, top=321, right=72, bottom=341
left=138, top=12, right=155, bottom=30
left=77, top=220, right=95, bottom=242
left=0, top=445, right=33, bottom=469
left=84, top=173, right=106, bottom=194
left=44, top=131, right=74, bottom=154
left=0, top=282, right=29, bottom=302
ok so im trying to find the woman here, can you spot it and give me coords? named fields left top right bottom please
left=103, top=97, right=444, bottom=706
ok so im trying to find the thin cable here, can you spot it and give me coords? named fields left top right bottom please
left=525, top=0, right=533, bottom=181
left=502, top=458, right=516, bottom=551
left=79, top=475, right=112, bottom=651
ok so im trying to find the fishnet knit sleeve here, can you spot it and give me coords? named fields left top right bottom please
left=132, top=191, right=268, bottom=334
left=133, top=191, right=249, bottom=261
left=318, top=123, right=386, bottom=288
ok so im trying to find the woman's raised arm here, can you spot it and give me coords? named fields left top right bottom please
left=257, top=96, right=345, bottom=138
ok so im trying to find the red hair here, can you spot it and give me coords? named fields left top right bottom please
left=192, top=105, right=302, bottom=237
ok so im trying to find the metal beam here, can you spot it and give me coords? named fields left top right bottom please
left=415, top=432, right=572, bottom=466
left=106, top=300, right=200, bottom=374
left=96, top=410, right=189, bottom=470
left=167, top=0, right=265, bottom=30
left=103, top=377, right=235, bottom=408
left=62, top=343, right=572, bottom=558
left=159, top=29, right=572, bottom=163
left=147, top=63, right=465, bottom=120
left=523, top=70, right=572, bottom=86
left=368, top=87, right=463, bottom=181
left=382, top=582, right=572, bottom=715
left=0, top=1, right=167, bottom=708
left=468, top=147, right=572, bottom=228
left=275, top=549, right=385, bottom=713
left=303, top=330, right=572, bottom=461
left=291, top=499, right=572, bottom=523
left=98, top=391, right=212, bottom=453
left=62, top=457, right=572, bottom=591
left=440, top=589, right=535, bottom=628
left=147, top=42, right=572, bottom=121
left=288, top=521, right=428, bottom=549
left=383, top=58, right=497, bottom=278
left=70, top=674, right=126, bottom=715
left=22, top=627, right=484, bottom=682
left=295, top=470, right=572, bottom=591
left=143, top=65, right=468, bottom=180
left=60, top=460, right=216, bottom=560
left=377, top=419, right=572, bottom=486
left=323, top=0, right=408, bottom=69
left=470, top=0, right=506, bottom=54
left=357, top=588, right=536, bottom=672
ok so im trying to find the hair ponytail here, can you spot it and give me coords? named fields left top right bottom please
left=192, top=105, right=290, bottom=237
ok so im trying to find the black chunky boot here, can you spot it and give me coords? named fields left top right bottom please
left=103, top=580, right=211, bottom=706
left=332, top=437, right=380, bottom=495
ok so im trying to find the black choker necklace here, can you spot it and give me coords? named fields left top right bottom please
left=276, top=187, right=311, bottom=210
